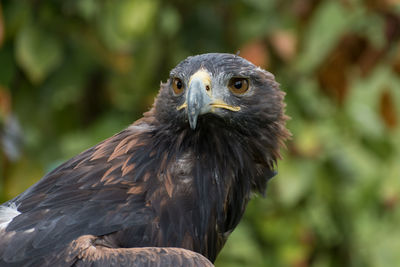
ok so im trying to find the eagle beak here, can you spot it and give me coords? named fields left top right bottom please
left=176, top=69, right=241, bottom=130
left=186, top=71, right=212, bottom=130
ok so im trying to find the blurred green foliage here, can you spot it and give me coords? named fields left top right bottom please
left=1, top=0, right=400, bottom=266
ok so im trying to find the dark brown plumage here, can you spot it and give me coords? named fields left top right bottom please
left=0, top=53, right=290, bottom=266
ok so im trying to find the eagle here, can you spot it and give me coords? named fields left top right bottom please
left=0, top=53, right=290, bottom=266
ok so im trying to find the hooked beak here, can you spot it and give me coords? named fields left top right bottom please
left=177, top=70, right=241, bottom=130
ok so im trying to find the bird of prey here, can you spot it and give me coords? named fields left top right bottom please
left=0, top=53, right=290, bottom=266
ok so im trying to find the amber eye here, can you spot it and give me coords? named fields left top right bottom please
left=172, top=78, right=184, bottom=95
left=228, top=77, right=249, bottom=94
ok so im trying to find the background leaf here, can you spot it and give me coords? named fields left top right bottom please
left=15, top=24, right=63, bottom=84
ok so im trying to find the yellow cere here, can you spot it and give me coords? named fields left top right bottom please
left=176, top=69, right=240, bottom=112
left=188, top=69, right=212, bottom=92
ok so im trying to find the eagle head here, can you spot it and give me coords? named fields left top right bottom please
left=154, top=53, right=289, bottom=166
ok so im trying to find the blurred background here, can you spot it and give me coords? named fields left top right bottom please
left=1, top=0, right=400, bottom=266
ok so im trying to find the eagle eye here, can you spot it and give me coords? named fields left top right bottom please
left=172, top=78, right=184, bottom=95
left=228, top=77, right=249, bottom=94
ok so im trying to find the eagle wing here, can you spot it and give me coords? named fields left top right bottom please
left=0, top=121, right=205, bottom=266
left=54, top=235, right=213, bottom=267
